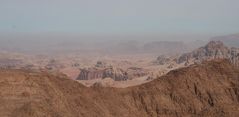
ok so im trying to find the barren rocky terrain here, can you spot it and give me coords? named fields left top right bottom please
left=1, top=0, right=239, bottom=116
left=0, top=38, right=239, bottom=116
left=0, top=60, right=239, bottom=117
left=0, top=40, right=238, bottom=88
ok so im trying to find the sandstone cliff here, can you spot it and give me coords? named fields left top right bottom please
left=77, top=66, right=148, bottom=81
left=77, top=67, right=128, bottom=81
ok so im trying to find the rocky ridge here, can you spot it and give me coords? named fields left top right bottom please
left=0, top=60, right=239, bottom=117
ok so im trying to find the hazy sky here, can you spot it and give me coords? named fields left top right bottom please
left=0, top=0, right=239, bottom=35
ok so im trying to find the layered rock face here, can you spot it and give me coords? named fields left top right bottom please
left=77, top=66, right=148, bottom=81
left=77, top=68, right=105, bottom=80
left=103, top=67, right=128, bottom=81
left=1, top=60, right=239, bottom=117
left=177, top=41, right=239, bottom=65
left=77, top=67, right=128, bottom=81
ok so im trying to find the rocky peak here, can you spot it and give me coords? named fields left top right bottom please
left=197, top=41, right=229, bottom=59
left=177, top=41, right=238, bottom=65
left=205, top=41, right=225, bottom=49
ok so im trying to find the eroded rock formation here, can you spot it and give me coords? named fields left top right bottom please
left=77, top=66, right=148, bottom=81
left=77, top=68, right=104, bottom=80
left=77, top=67, right=128, bottom=81
left=177, top=41, right=239, bottom=65
left=154, top=55, right=171, bottom=65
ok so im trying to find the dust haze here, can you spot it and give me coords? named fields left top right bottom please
left=1, top=1, right=239, bottom=116
left=0, top=33, right=212, bottom=56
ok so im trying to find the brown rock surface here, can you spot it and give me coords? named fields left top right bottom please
left=0, top=60, right=239, bottom=117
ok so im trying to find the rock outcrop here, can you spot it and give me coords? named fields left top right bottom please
left=126, top=67, right=149, bottom=79
left=177, top=41, right=239, bottom=65
left=77, top=67, right=128, bottom=81
left=77, top=66, right=148, bottom=81
left=1, top=60, right=239, bottom=117
left=230, top=47, right=239, bottom=66
left=103, top=67, right=128, bottom=81
left=154, top=55, right=171, bottom=65
left=77, top=68, right=105, bottom=80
